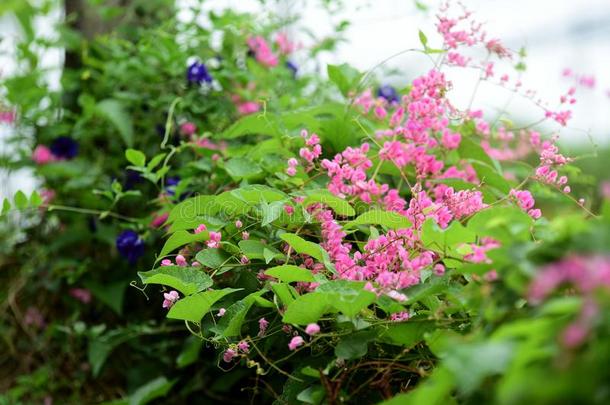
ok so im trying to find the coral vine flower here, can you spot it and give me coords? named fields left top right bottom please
left=288, top=335, right=304, bottom=350
left=32, top=145, right=56, bottom=165
left=162, top=290, right=179, bottom=309
left=207, top=231, right=222, bottom=248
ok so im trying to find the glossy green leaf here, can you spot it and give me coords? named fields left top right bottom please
left=167, top=288, right=241, bottom=322
left=264, top=265, right=316, bottom=283
left=138, top=266, right=213, bottom=296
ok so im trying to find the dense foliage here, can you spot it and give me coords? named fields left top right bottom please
left=2, top=1, right=610, bottom=404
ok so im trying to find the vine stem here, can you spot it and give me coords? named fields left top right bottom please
left=46, top=204, right=140, bottom=222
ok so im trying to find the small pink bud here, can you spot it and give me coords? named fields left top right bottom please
left=305, top=323, right=320, bottom=336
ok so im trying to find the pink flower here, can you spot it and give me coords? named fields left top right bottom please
left=223, top=348, right=237, bottom=362
left=305, top=323, right=320, bottom=336
left=247, top=36, right=278, bottom=67
left=237, top=101, right=260, bottom=115
left=32, top=145, right=55, bottom=165
left=286, top=167, right=297, bottom=176
left=237, top=341, right=250, bottom=353
left=175, top=254, right=187, bottom=267
left=150, top=212, right=169, bottom=228
left=69, top=288, right=92, bottom=304
left=258, top=317, right=269, bottom=336
left=284, top=205, right=294, bottom=215
left=206, top=231, right=221, bottom=248
left=194, top=224, right=207, bottom=234
left=217, top=308, right=226, bottom=317
left=162, top=290, right=180, bottom=309
left=235, top=220, right=243, bottom=228
left=161, top=259, right=172, bottom=266
left=242, top=231, right=250, bottom=240
left=240, top=255, right=250, bottom=264
left=288, top=335, right=304, bottom=350
left=180, top=122, right=197, bottom=136
left=276, top=32, right=295, bottom=54
left=433, top=264, right=445, bottom=276
left=390, top=311, right=410, bottom=322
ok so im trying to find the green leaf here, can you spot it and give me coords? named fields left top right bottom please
left=176, top=336, right=202, bottom=369
left=167, top=288, right=241, bottom=322
left=215, top=290, right=266, bottom=337
left=129, top=376, right=175, bottom=405
left=88, top=330, right=131, bottom=377
left=195, top=248, right=231, bottom=269
left=29, top=191, right=43, bottom=207
left=167, top=195, right=217, bottom=222
left=96, top=99, right=134, bottom=147
left=265, top=265, right=316, bottom=283
left=303, top=191, right=355, bottom=216
left=335, top=330, right=376, bottom=359
left=280, top=233, right=326, bottom=262
left=379, top=320, right=435, bottom=346
left=271, top=282, right=298, bottom=306
left=421, top=218, right=476, bottom=253
left=158, top=230, right=209, bottom=259
left=418, top=30, right=428, bottom=47
left=317, top=281, right=376, bottom=317
left=471, top=162, right=510, bottom=194
left=261, top=200, right=285, bottom=226
left=14, top=190, right=28, bottom=209
left=125, top=149, right=146, bottom=167
left=220, top=113, right=282, bottom=139
left=327, top=63, right=362, bottom=96
left=84, top=280, right=127, bottom=315
left=379, top=367, right=455, bottom=405
left=1, top=198, right=10, bottom=215
left=224, top=157, right=263, bottom=179
left=138, top=266, right=213, bottom=296
left=458, top=137, right=495, bottom=167
left=345, top=209, right=412, bottom=230
left=239, top=240, right=281, bottom=261
left=283, top=292, right=331, bottom=325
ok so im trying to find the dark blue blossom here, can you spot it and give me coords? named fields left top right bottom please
left=377, top=85, right=399, bottom=103
left=187, top=61, right=213, bottom=84
left=50, top=136, right=79, bottom=159
left=165, top=176, right=180, bottom=196
left=116, top=230, right=145, bottom=263
left=286, top=61, right=298, bottom=77
left=124, top=169, right=143, bottom=190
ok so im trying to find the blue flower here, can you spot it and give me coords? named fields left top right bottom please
left=116, top=230, right=145, bottom=263
left=50, top=136, right=79, bottom=159
left=377, top=85, right=399, bottom=103
left=165, top=176, right=180, bottom=196
left=124, top=169, right=143, bottom=190
left=187, top=61, right=213, bottom=84
left=286, top=61, right=298, bottom=77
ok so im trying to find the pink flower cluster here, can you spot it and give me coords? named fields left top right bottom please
left=529, top=255, right=610, bottom=348
left=247, top=36, right=278, bottom=67
left=509, top=189, right=541, bottom=220
left=162, top=290, right=179, bottom=309
left=531, top=134, right=572, bottom=193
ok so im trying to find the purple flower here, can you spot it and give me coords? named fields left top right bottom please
left=187, top=61, right=213, bottom=84
left=165, top=176, right=180, bottom=196
left=377, top=85, right=399, bottom=103
left=116, top=230, right=145, bottom=263
left=50, top=136, right=79, bottom=159
left=286, top=61, right=298, bottom=77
